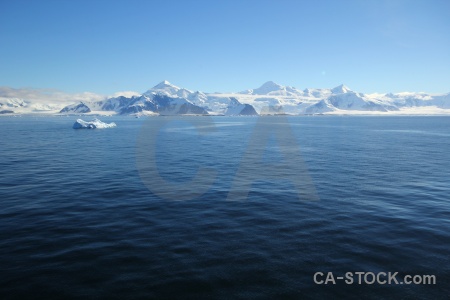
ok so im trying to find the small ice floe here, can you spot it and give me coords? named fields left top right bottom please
left=73, top=118, right=117, bottom=129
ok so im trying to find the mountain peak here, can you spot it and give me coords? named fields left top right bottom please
left=260, top=81, right=283, bottom=89
left=152, top=80, right=178, bottom=90
left=331, top=84, right=351, bottom=94
left=251, top=81, right=284, bottom=95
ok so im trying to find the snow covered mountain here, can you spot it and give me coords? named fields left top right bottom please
left=233, top=82, right=450, bottom=115
left=1, top=96, right=68, bottom=114
left=59, top=81, right=261, bottom=116
left=305, top=91, right=399, bottom=114
left=60, top=81, right=210, bottom=116
left=3, top=81, right=450, bottom=116
left=60, top=102, right=91, bottom=113
left=225, top=98, right=258, bottom=116
left=0, top=98, right=27, bottom=108
left=240, top=81, right=303, bottom=97
left=331, top=84, right=352, bottom=94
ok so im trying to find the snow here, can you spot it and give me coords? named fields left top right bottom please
left=3, top=81, right=450, bottom=116
left=249, top=81, right=284, bottom=94
left=145, top=80, right=194, bottom=99
left=240, top=81, right=303, bottom=97
left=60, top=102, right=91, bottom=113
left=324, top=106, right=450, bottom=115
left=331, top=84, right=352, bottom=94
left=224, top=98, right=251, bottom=115
left=0, top=98, right=27, bottom=108
left=73, top=118, right=117, bottom=129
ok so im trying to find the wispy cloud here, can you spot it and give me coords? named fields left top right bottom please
left=111, top=91, right=141, bottom=98
left=0, top=87, right=140, bottom=104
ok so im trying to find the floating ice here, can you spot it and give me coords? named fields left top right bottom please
left=73, top=118, right=116, bottom=129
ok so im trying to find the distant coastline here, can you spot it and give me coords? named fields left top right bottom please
left=1, top=81, right=449, bottom=117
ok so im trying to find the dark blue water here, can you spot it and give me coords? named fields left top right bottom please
left=1, top=116, right=449, bottom=299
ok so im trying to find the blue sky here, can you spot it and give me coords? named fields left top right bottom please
left=1, top=0, right=449, bottom=94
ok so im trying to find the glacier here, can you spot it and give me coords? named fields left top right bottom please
left=73, top=118, right=117, bottom=129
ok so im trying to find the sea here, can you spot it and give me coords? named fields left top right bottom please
left=0, top=115, right=449, bottom=299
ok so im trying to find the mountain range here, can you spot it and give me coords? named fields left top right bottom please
left=1, top=81, right=450, bottom=116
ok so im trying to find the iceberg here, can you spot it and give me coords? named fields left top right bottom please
left=73, top=118, right=116, bottom=129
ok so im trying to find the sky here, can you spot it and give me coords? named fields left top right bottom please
left=1, top=0, right=449, bottom=96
